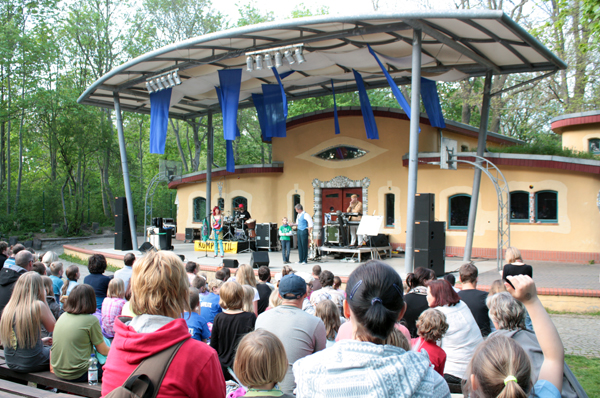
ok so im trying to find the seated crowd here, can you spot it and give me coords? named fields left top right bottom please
left=0, top=242, right=572, bottom=398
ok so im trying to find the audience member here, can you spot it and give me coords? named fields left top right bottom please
left=281, top=265, right=294, bottom=277
left=426, top=279, right=483, bottom=385
left=257, top=266, right=274, bottom=315
left=502, top=246, right=533, bottom=281
left=310, top=270, right=344, bottom=315
left=232, top=330, right=295, bottom=398
left=457, top=263, right=491, bottom=337
left=60, top=265, right=80, bottom=302
left=32, top=262, right=47, bottom=276
left=114, top=253, right=135, bottom=289
left=42, top=276, right=62, bottom=321
left=333, top=275, right=345, bottom=298
left=83, top=254, right=113, bottom=309
left=51, top=284, right=110, bottom=382
left=443, top=273, right=460, bottom=293
left=311, top=265, right=322, bottom=291
left=0, top=241, right=8, bottom=268
left=102, top=251, right=225, bottom=397
left=101, top=278, right=126, bottom=339
left=267, top=288, right=282, bottom=310
left=401, top=267, right=435, bottom=338
left=384, top=328, right=412, bottom=351
left=465, top=275, right=564, bottom=398
left=215, top=269, right=226, bottom=281
left=489, top=279, right=507, bottom=296
left=41, top=251, right=58, bottom=271
left=256, top=274, right=326, bottom=394
left=0, top=250, right=34, bottom=315
left=120, top=282, right=134, bottom=318
left=48, top=262, right=64, bottom=303
left=183, top=287, right=210, bottom=342
left=210, top=281, right=256, bottom=381
left=192, top=275, right=208, bottom=297
left=294, top=260, right=450, bottom=397
left=186, top=261, right=198, bottom=284
left=200, top=279, right=223, bottom=323
left=236, top=264, right=260, bottom=315
left=412, top=309, right=449, bottom=377
left=0, top=272, right=55, bottom=372
left=315, top=299, right=341, bottom=348
left=242, top=285, right=255, bottom=313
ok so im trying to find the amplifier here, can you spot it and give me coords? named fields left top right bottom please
left=256, top=223, right=278, bottom=250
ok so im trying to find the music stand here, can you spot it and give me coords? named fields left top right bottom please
left=357, top=215, right=384, bottom=260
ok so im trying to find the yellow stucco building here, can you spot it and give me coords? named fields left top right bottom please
left=170, top=108, right=600, bottom=263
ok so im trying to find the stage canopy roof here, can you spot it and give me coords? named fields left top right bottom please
left=78, top=10, right=566, bottom=120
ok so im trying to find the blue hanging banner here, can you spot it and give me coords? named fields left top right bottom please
left=149, top=88, right=172, bottom=154
left=420, top=77, right=446, bottom=128
left=367, top=45, right=412, bottom=117
left=353, top=70, right=379, bottom=140
left=252, top=93, right=271, bottom=143
left=331, top=79, right=341, bottom=135
left=217, top=69, right=242, bottom=141
left=215, top=86, right=238, bottom=173
left=262, top=84, right=287, bottom=138
left=271, top=67, right=288, bottom=119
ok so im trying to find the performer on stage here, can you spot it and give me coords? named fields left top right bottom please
left=279, top=217, right=293, bottom=264
left=295, top=204, right=313, bottom=265
left=211, top=206, right=224, bottom=258
left=346, top=194, right=363, bottom=247
left=236, top=204, right=251, bottom=222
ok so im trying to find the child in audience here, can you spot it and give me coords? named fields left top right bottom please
left=101, top=278, right=126, bottom=339
left=49, top=261, right=64, bottom=303
left=232, top=329, right=294, bottom=398
left=412, top=309, right=449, bottom=377
left=60, top=265, right=80, bottom=303
left=332, top=276, right=345, bottom=298
left=315, top=299, right=341, bottom=348
left=489, top=279, right=507, bottom=296
left=120, top=282, right=134, bottom=318
left=210, top=281, right=256, bottom=381
left=385, top=328, right=411, bottom=351
left=200, top=278, right=223, bottom=324
left=42, top=276, right=62, bottom=321
left=83, top=254, right=113, bottom=309
left=184, top=287, right=211, bottom=342
left=32, top=262, right=47, bottom=276
left=237, top=264, right=260, bottom=315
left=0, top=272, right=55, bottom=373
left=242, top=285, right=255, bottom=314
left=192, top=275, right=209, bottom=297
left=51, top=284, right=110, bottom=382
left=465, top=275, right=564, bottom=398
left=267, top=288, right=282, bottom=310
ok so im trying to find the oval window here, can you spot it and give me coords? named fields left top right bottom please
left=314, top=146, right=367, bottom=161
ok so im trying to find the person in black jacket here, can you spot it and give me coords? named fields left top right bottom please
left=0, top=250, right=34, bottom=316
left=457, top=262, right=491, bottom=337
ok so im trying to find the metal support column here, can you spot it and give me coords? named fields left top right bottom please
left=404, top=29, right=422, bottom=274
left=464, top=71, right=493, bottom=261
left=206, top=112, right=213, bottom=219
left=113, top=93, right=138, bottom=250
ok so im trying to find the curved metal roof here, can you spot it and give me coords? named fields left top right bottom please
left=78, top=10, right=566, bottom=120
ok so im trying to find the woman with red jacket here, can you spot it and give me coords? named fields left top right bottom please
left=101, top=251, right=226, bottom=398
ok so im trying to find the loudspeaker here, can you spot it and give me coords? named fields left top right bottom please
left=115, top=197, right=127, bottom=215
left=114, top=232, right=133, bottom=251
left=414, top=248, right=444, bottom=277
left=415, top=193, right=435, bottom=222
left=365, top=234, right=389, bottom=247
left=114, top=214, right=129, bottom=233
left=250, top=252, right=270, bottom=268
left=185, top=228, right=194, bottom=241
left=139, top=242, right=155, bottom=254
left=223, top=259, right=239, bottom=268
left=414, top=221, right=446, bottom=251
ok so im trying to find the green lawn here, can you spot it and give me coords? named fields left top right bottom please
left=59, top=253, right=119, bottom=273
left=565, top=355, right=600, bottom=398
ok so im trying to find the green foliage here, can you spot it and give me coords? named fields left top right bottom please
left=564, top=355, right=600, bottom=397
left=487, top=133, right=599, bottom=159
left=236, top=2, right=274, bottom=27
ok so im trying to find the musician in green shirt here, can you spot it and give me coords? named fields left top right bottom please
left=279, top=218, right=293, bottom=264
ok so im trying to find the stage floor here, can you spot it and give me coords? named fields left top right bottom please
left=67, top=237, right=500, bottom=279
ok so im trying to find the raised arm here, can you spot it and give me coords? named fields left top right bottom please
left=505, top=275, right=564, bottom=391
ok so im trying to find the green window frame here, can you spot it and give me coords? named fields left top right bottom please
left=510, top=191, right=529, bottom=223
left=385, top=193, right=395, bottom=227
left=448, top=194, right=471, bottom=230
left=232, top=196, right=248, bottom=212
left=535, top=191, right=557, bottom=223
left=193, top=197, right=206, bottom=222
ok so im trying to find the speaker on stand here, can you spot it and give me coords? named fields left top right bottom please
left=413, top=194, right=445, bottom=276
left=114, top=197, right=133, bottom=251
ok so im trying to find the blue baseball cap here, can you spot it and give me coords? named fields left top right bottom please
left=279, top=274, right=307, bottom=299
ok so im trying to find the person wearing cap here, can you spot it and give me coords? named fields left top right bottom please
left=255, top=274, right=326, bottom=395
left=236, top=204, right=251, bottom=223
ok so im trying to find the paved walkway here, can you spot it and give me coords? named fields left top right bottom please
left=551, top=314, right=600, bottom=358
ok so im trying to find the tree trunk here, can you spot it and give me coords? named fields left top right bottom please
left=6, top=72, right=11, bottom=215
left=61, top=176, right=69, bottom=232
left=15, top=72, right=25, bottom=212
left=170, top=119, right=189, bottom=172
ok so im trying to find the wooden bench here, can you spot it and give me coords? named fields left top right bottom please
left=0, top=378, right=79, bottom=397
left=0, top=350, right=101, bottom=398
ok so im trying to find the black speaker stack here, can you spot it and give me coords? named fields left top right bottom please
left=256, top=223, right=278, bottom=251
left=413, top=194, right=445, bottom=277
left=114, top=197, right=133, bottom=251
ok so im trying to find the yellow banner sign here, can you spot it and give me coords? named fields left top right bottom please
left=194, top=240, right=238, bottom=253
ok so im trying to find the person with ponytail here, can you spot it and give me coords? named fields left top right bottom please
left=401, top=267, right=435, bottom=338
left=293, top=260, right=450, bottom=398
left=465, top=275, right=564, bottom=398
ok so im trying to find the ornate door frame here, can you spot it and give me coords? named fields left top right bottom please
left=311, top=176, right=370, bottom=242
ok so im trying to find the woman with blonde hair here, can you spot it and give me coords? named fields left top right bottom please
left=0, top=272, right=55, bottom=372
left=232, top=329, right=294, bottom=397
left=101, top=251, right=226, bottom=397
left=267, top=288, right=282, bottom=310
left=101, top=278, right=126, bottom=339
left=242, top=285, right=255, bottom=313
left=315, top=299, right=341, bottom=347
left=502, top=247, right=534, bottom=330
left=236, top=264, right=259, bottom=315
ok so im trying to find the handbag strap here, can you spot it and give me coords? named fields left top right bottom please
left=121, top=337, right=189, bottom=398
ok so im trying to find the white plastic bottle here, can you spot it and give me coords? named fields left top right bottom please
left=88, top=353, right=98, bottom=385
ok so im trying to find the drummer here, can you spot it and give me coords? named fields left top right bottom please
left=236, top=204, right=251, bottom=223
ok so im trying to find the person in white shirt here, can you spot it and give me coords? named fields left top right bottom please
left=294, top=204, right=313, bottom=265
left=114, top=253, right=135, bottom=290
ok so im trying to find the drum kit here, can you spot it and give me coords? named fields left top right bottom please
left=222, top=211, right=257, bottom=242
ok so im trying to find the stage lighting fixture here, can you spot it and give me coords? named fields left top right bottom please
left=294, top=47, right=306, bottom=64
left=155, top=78, right=165, bottom=90
left=264, top=53, right=273, bottom=68
left=255, top=54, right=263, bottom=70
left=173, top=71, right=182, bottom=85
left=160, top=76, right=169, bottom=89
left=274, top=52, right=283, bottom=68
left=246, top=56, right=254, bottom=72
left=167, top=73, right=176, bottom=86
left=146, top=82, right=154, bottom=93
left=284, top=50, right=295, bottom=64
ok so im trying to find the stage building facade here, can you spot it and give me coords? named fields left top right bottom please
left=169, top=107, right=600, bottom=263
